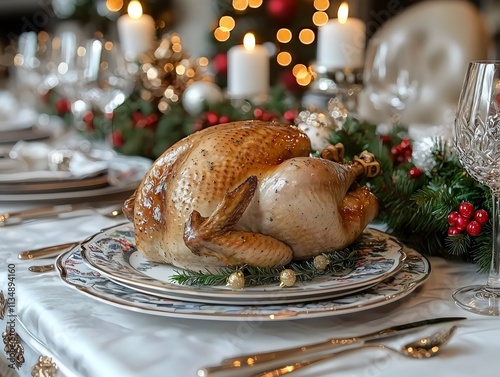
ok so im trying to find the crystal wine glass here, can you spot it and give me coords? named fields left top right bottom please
left=75, top=38, right=135, bottom=140
left=363, top=38, right=419, bottom=134
left=453, top=60, right=500, bottom=316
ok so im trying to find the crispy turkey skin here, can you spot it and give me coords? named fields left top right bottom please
left=123, top=120, right=379, bottom=271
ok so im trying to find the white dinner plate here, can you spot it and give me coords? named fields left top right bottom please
left=106, top=276, right=380, bottom=305
left=0, top=181, right=138, bottom=202
left=80, top=223, right=406, bottom=305
left=0, top=173, right=110, bottom=193
left=0, top=108, right=38, bottom=132
left=57, top=245, right=430, bottom=321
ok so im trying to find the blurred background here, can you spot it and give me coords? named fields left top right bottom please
left=0, top=0, right=497, bottom=87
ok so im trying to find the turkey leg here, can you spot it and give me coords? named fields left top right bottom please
left=183, top=176, right=294, bottom=267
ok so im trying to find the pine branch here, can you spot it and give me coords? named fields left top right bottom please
left=169, top=234, right=386, bottom=287
left=169, top=249, right=357, bottom=287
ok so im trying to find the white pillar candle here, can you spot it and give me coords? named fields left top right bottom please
left=317, top=2, right=366, bottom=69
left=117, top=0, right=155, bottom=61
left=227, top=33, right=269, bottom=99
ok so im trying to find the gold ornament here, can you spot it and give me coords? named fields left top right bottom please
left=313, top=255, right=330, bottom=270
left=279, top=269, right=297, bottom=288
left=136, top=33, right=212, bottom=113
left=227, top=271, right=245, bottom=290
left=2, top=323, right=24, bottom=369
left=31, top=356, right=58, bottom=377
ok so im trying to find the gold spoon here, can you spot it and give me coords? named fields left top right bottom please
left=253, top=326, right=458, bottom=377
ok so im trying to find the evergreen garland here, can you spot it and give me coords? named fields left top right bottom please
left=331, top=117, right=492, bottom=271
left=170, top=248, right=358, bottom=287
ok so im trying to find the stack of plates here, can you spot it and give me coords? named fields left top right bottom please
left=0, top=154, right=151, bottom=202
left=56, top=223, right=431, bottom=321
left=0, top=108, right=52, bottom=144
left=0, top=169, right=139, bottom=202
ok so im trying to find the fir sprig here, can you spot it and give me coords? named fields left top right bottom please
left=330, top=117, right=493, bottom=271
left=170, top=248, right=358, bottom=287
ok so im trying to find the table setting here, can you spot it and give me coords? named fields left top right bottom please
left=1, top=0, right=500, bottom=377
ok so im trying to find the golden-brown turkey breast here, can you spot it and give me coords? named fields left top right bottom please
left=123, top=120, right=378, bottom=271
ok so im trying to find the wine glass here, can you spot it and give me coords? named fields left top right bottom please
left=363, top=38, right=419, bottom=134
left=453, top=60, right=500, bottom=316
left=75, top=38, right=135, bottom=140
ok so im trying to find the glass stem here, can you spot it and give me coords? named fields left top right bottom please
left=487, top=192, right=500, bottom=290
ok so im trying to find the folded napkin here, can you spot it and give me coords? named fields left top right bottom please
left=2, top=139, right=151, bottom=184
left=0, top=91, right=38, bottom=131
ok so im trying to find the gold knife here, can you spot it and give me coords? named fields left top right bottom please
left=1, top=202, right=123, bottom=226
left=198, top=316, right=467, bottom=377
left=18, top=241, right=80, bottom=260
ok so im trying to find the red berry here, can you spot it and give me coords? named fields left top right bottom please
left=409, top=166, right=422, bottom=179
left=448, top=211, right=460, bottom=226
left=218, top=115, right=230, bottom=124
left=474, top=209, right=489, bottom=225
left=264, top=112, right=278, bottom=121
left=283, top=110, right=297, bottom=124
left=253, top=108, right=264, bottom=119
left=55, top=98, right=71, bottom=114
left=466, top=220, right=482, bottom=236
left=458, top=202, right=475, bottom=219
left=110, top=130, right=124, bottom=148
left=212, top=52, right=228, bottom=76
left=400, top=139, right=411, bottom=149
left=380, top=135, right=391, bottom=144
left=82, top=111, right=94, bottom=123
left=83, top=112, right=94, bottom=132
left=206, top=112, right=219, bottom=126
left=448, top=226, right=462, bottom=235
left=455, top=215, right=470, bottom=231
left=132, top=112, right=144, bottom=125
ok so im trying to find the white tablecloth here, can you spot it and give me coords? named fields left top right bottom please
left=1, top=202, right=499, bottom=377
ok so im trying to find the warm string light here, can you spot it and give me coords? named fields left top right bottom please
left=106, top=0, right=123, bottom=12
left=215, top=0, right=344, bottom=85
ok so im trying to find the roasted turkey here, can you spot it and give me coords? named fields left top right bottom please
left=123, top=120, right=379, bottom=271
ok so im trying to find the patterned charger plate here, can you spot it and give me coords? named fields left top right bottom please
left=57, top=245, right=430, bottom=321
left=80, top=223, right=406, bottom=305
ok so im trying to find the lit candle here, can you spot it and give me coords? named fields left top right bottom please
left=227, top=33, right=269, bottom=99
left=316, top=2, right=366, bottom=69
left=117, top=0, right=155, bottom=60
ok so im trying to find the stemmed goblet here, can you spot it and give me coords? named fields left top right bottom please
left=75, top=38, right=135, bottom=142
left=453, top=60, right=500, bottom=316
left=363, top=38, right=419, bottom=134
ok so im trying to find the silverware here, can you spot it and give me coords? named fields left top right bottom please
left=0, top=201, right=123, bottom=226
left=254, top=326, right=458, bottom=377
left=18, top=241, right=79, bottom=260
left=28, top=264, right=55, bottom=273
left=197, top=317, right=466, bottom=377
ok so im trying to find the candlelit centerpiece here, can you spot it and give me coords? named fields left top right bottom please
left=302, top=1, right=366, bottom=114
left=117, top=0, right=155, bottom=61
left=227, top=32, right=270, bottom=102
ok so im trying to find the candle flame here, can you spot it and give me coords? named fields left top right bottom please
left=338, top=2, right=349, bottom=24
left=243, top=33, right=256, bottom=51
left=128, top=0, right=143, bottom=19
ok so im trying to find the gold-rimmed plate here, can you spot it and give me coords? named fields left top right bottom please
left=80, top=223, right=407, bottom=305
left=57, top=244, right=430, bottom=321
